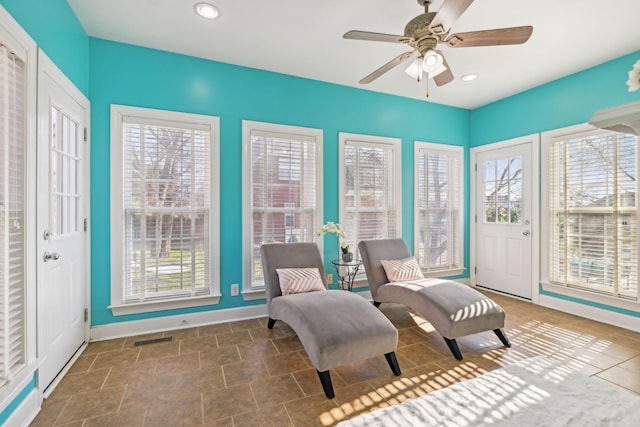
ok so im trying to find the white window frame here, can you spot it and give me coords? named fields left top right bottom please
left=0, top=5, right=38, bottom=412
left=338, top=132, right=401, bottom=284
left=110, top=105, right=220, bottom=315
left=541, top=122, right=640, bottom=311
left=242, top=121, right=323, bottom=300
left=414, top=141, right=464, bottom=277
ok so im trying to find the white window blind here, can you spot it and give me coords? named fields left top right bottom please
left=339, top=133, right=401, bottom=258
left=0, top=44, right=26, bottom=386
left=415, top=142, right=463, bottom=272
left=120, top=116, right=212, bottom=304
left=548, top=129, right=638, bottom=300
left=243, top=123, right=322, bottom=290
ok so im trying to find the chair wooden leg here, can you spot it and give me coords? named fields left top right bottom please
left=494, top=328, right=511, bottom=347
left=267, top=318, right=277, bottom=329
left=443, top=337, right=463, bottom=360
left=317, top=370, right=335, bottom=399
left=373, top=301, right=381, bottom=308
left=384, top=352, right=401, bottom=376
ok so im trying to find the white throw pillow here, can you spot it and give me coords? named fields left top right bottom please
left=380, top=256, right=424, bottom=282
left=276, top=267, right=326, bottom=295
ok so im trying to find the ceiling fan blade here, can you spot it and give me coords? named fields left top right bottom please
left=343, top=30, right=413, bottom=44
left=433, top=50, right=454, bottom=86
left=429, top=0, right=475, bottom=35
left=359, top=51, right=415, bottom=84
left=445, top=26, right=533, bottom=47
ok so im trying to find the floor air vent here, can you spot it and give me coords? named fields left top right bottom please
left=133, top=336, right=173, bottom=347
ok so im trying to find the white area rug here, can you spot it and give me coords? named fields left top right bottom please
left=338, top=356, right=640, bottom=426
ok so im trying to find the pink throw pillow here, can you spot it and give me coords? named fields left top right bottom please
left=380, top=256, right=424, bottom=282
left=276, top=268, right=327, bottom=295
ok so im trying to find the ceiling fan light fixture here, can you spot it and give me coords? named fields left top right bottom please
left=405, top=57, right=423, bottom=80
left=194, top=3, right=220, bottom=20
left=422, top=50, right=445, bottom=78
left=423, top=50, right=443, bottom=71
left=461, top=73, right=478, bottom=82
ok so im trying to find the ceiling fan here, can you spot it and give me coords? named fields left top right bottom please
left=343, top=0, right=533, bottom=90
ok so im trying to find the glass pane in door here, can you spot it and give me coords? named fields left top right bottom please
left=50, top=106, right=81, bottom=236
left=484, top=155, right=523, bottom=224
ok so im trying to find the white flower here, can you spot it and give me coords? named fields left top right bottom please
left=316, top=221, right=346, bottom=239
left=627, top=59, right=640, bottom=92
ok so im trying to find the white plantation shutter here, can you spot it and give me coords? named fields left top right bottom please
left=120, top=115, right=212, bottom=303
left=0, top=44, right=26, bottom=385
left=339, top=133, right=401, bottom=259
left=415, top=142, right=463, bottom=272
left=548, top=129, right=638, bottom=300
left=244, top=122, right=322, bottom=289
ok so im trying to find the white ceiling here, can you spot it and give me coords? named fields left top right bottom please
left=68, top=0, right=640, bottom=109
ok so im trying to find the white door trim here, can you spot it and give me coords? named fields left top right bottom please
left=470, top=135, right=540, bottom=304
left=36, top=49, right=91, bottom=395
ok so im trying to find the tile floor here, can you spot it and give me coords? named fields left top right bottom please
left=31, top=292, right=640, bottom=426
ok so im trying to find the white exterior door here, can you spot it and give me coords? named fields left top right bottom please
left=474, top=141, right=533, bottom=299
left=37, top=51, right=89, bottom=392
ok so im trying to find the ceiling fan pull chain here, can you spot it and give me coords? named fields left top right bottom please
left=425, top=77, right=430, bottom=98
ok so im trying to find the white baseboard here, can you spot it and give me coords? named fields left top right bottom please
left=539, top=294, right=640, bottom=332
left=3, top=388, right=39, bottom=427
left=90, top=304, right=269, bottom=341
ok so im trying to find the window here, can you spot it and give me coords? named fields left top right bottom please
left=0, top=40, right=26, bottom=393
left=110, top=105, right=220, bottom=315
left=543, top=124, right=638, bottom=302
left=0, top=6, right=36, bottom=404
left=339, top=133, right=401, bottom=261
left=414, top=142, right=463, bottom=275
left=483, top=155, right=523, bottom=224
left=242, top=121, right=323, bottom=298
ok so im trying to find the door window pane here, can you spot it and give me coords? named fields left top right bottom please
left=50, top=106, right=81, bottom=236
left=484, top=155, right=523, bottom=224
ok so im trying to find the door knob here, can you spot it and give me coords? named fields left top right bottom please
left=522, top=230, right=531, bottom=236
left=43, top=251, right=61, bottom=262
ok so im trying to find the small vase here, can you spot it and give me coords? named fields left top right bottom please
left=342, top=252, right=353, bottom=263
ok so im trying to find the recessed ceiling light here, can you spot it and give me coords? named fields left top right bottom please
left=194, top=3, right=219, bottom=19
left=461, top=73, right=478, bottom=82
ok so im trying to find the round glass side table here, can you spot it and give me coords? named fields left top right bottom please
left=331, top=259, right=363, bottom=291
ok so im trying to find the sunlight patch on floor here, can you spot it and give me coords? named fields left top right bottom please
left=319, top=360, right=494, bottom=425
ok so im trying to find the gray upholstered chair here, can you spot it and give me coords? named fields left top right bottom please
left=260, top=242, right=401, bottom=398
left=358, top=238, right=510, bottom=360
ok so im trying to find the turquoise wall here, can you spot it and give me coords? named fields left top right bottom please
left=470, top=51, right=640, bottom=146
left=0, top=0, right=89, bottom=95
left=89, top=38, right=470, bottom=325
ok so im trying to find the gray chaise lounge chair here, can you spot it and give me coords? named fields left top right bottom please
left=358, top=238, right=510, bottom=360
left=260, top=242, right=401, bottom=398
